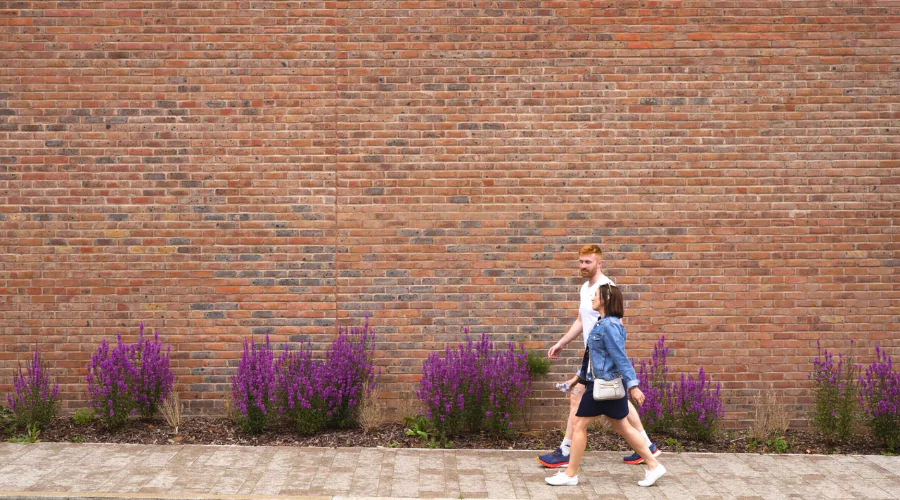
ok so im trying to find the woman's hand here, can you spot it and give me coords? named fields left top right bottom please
left=629, top=387, right=645, bottom=407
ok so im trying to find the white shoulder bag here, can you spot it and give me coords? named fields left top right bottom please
left=587, top=350, right=626, bottom=401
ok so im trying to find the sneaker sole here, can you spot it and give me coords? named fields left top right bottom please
left=623, top=448, right=662, bottom=465
left=537, top=457, right=569, bottom=468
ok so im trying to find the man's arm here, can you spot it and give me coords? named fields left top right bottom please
left=548, top=314, right=583, bottom=358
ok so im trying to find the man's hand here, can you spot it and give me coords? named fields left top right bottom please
left=629, top=387, right=645, bottom=407
left=548, top=342, right=564, bottom=358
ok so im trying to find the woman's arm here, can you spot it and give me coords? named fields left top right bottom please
left=602, top=323, right=639, bottom=389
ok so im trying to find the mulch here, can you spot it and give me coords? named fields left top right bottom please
left=32, top=416, right=892, bottom=456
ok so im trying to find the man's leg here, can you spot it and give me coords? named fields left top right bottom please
left=623, top=399, right=661, bottom=464
left=537, top=377, right=583, bottom=468
left=560, top=381, right=585, bottom=456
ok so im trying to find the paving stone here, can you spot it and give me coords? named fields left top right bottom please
left=865, top=456, right=900, bottom=477
left=246, top=448, right=296, bottom=496
left=208, top=468, right=255, bottom=496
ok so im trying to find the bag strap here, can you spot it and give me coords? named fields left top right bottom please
left=586, top=347, right=593, bottom=378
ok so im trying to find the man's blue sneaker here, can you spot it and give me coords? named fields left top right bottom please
left=623, top=443, right=661, bottom=465
left=537, top=448, right=570, bottom=468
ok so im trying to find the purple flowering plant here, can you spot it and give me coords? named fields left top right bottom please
left=320, top=320, right=377, bottom=429
left=7, top=345, right=59, bottom=430
left=674, top=367, right=723, bottom=441
left=859, top=345, right=900, bottom=450
left=134, top=323, right=174, bottom=418
left=275, top=342, right=327, bottom=435
left=634, top=336, right=675, bottom=433
left=417, top=331, right=532, bottom=439
left=231, top=335, right=277, bottom=434
left=809, top=340, right=859, bottom=443
left=86, top=323, right=174, bottom=427
left=87, top=334, right=139, bottom=428
left=234, top=319, right=377, bottom=435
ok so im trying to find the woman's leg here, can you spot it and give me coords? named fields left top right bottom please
left=565, top=414, right=601, bottom=477
left=608, top=416, right=660, bottom=470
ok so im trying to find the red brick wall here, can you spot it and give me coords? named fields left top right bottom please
left=1, top=1, right=897, bottom=428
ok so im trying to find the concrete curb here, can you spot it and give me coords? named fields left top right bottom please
left=0, top=494, right=480, bottom=500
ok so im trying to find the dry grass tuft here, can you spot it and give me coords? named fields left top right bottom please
left=358, top=392, right=387, bottom=432
left=391, top=389, right=423, bottom=424
left=160, top=392, right=184, bottom=434
left=750, top=388, right=789, bottom=441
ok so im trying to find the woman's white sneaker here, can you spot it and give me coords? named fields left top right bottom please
left=638, top=463, right=667, bottom=487
left=545, top=470, right=578, bottom=486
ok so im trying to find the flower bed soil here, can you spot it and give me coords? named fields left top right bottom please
left=32, top=417, right=893, bottom=456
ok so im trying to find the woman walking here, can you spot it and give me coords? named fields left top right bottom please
left=545, top=283, right=667, bottom=487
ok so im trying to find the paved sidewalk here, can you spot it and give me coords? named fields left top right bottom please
left=0, top=442, right=898, bottom=500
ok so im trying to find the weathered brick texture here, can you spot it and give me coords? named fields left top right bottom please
left=1, top=1, right=897, bottom=428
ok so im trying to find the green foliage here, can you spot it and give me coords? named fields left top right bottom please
left=288, top=402, right=329, bottom=436
left=73, top=408, right=95, bottom=426
left=525, top=352, right=551, bottom=378
left=404, top=415, right=452, bottom=449
left=747, top=438, right=760, bottom=453
left=9, top=423, right=40, bottom=444
left=766, top=435, right=790, bottom=454
left=0, top=406, right=14, bottom=435
left=870, top=416, right=900, bottom=452
left=236, top=406, right=271, bottom=435
left=664, top=436, right=683, bottom=452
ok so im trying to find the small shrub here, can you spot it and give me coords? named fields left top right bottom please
left=6, top=346, right=59, bottom=431
left=674, top=367, right=723, bottom=441
left=417, top=331, right=532, bottom=439
left=859, top=345, right=900, bottom=450
left=766, top=435, right=790, bottom=453
left=635, top=336, right=675, bottom=433
left=526, top=351, right=551, bottom=378
left=750, top=388, right=789, bottom=442
left=231, top=335, right=277, bottom=434
left=809, top=341, right=859, bottom=443
left=73, top=408, right=95, bottom=426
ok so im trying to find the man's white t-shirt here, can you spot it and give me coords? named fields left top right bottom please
left=579, top=273, right=615, bottom=346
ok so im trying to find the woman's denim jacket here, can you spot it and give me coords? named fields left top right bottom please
left=577, top=316, right=640, bottom=390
